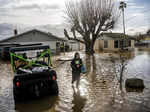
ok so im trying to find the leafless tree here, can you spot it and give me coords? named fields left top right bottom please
left=64, top=0, right=120, bottom=54
left=146, top=29, right=150, bottom=35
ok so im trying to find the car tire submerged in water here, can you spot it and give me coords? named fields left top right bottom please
left=50, top=80, right=59, bottom=95
left=13, top=88, right=24, bottom=103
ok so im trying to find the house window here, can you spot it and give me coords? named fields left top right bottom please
left=104, top=40, right=108, bottom=48
left=119, top=40, right=123, bottom=48
left=114, top=40, right=119, bottom=48
left=124, top=40, right=128, bottom=47
left=128, top=40, right=131, bottom=47
left=56, top=42, right=60, bottom=47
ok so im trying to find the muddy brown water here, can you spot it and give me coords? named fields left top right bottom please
left=0, top=49, right=150, bottom=112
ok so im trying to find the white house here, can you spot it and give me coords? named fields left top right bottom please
left=66, top=40, right=80, bottom=51
left=94, top=33, right=135, bottom=52
left=0, top=29, right=65, bottom=54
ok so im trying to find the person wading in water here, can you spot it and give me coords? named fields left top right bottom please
left=71, top=52, right=83, bottom=88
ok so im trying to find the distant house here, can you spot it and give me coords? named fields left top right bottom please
left=65, top=40, right=84, bottom=51
left=67, top=40, right=79, bottom=51
left=136, top=34, right=150, bottom=42
left=0, top=29, right=65, bottom=54
left=143, top=34, right=150, bottom=41
left=94, top=33, right=135, bottom=52
left=135, top=40, right=150, bottom=49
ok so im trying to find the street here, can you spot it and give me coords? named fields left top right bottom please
left=0, top=49, right=150, bottom=112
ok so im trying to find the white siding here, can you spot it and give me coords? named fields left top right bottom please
left=67, top=40, right=81, bottom=51
left=70, top=43, right=79, bottom=51
left=0, top=31, right=62, bottom=52
left=42, top=41, right=56, bottom=50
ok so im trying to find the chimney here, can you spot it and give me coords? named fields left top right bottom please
left=14, top=29, right=18, bottom=36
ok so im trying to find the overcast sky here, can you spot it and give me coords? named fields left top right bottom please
left=0, top=0, right=150, bottom=35
left=116, top=0, right=150, bottom=35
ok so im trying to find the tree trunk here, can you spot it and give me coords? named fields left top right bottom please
left=85, top=41, right=95, bottom=55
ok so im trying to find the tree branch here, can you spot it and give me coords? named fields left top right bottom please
left=64, top=0, right=119, bottom=54
left=64, top=29, right=85, bottom=44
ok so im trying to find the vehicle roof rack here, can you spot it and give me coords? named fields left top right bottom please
left=10, top=45, right=50, bottom=53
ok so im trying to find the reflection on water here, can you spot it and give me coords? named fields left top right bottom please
left=16, top=96, right=58, bottom=112
left=0, top=50, right=150, bottom=112
left=126, top=49, right=150, bottom=81
left=125, top=87, right=144, bottom=93
left=123, top=49, right=150, bottom=112
left=72, top=86, right=86, bottom=112
left=85, top=54, right=97, bottom=83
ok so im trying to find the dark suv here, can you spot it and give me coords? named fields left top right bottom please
left=10, top=45, right=58, bottom=102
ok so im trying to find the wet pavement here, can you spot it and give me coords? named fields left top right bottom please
left=0, top=49, right=150, bottom=112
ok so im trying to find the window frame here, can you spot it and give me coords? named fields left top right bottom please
left=128, top=40, right=131, bottom=47
left=104, top=40, right=108, bottom=48
left=114, top=40, right=119, bottom=48
left=119, top=40, right=124, bottom=48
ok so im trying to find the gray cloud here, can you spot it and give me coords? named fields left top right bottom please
left=0, top=0, right=149, bottom=35
left=0, top=7, right=18, bottom=18
left=0, top=0, right=61, bottom=22
left=12, top=4, right=60, bottom=10
left=0, top=0, right=14, bottom=7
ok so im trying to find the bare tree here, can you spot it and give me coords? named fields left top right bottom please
left=64, top=0, right=120, bottom=54
left=146, top=29, right=150, bottom=35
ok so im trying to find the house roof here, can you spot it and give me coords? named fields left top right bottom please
left=0, top=29, right=66, bottom=43
left=141, top=34, right=150, bottom=37
left=141, top=40, right=150, bottom=43
left=101, top=33, right=135, bottom=40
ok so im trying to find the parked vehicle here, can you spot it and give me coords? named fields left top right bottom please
left=10, top=45, right=58, bottom=102
left=0, top=44, right=20, bottom=60
left=0, top=43, right=42, bottom=60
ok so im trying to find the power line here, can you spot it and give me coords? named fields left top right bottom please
left=117, top=8, right=150, bottom=27
left=126, top=9, right=150, bottom=21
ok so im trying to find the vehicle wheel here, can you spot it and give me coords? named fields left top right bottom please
left=51, top=81, right=59, bottom=95
left=13, top=88, right=22, bottom=103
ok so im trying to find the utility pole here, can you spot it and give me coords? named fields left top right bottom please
left=119, top=1, right=127, bottom=91
left=119, top=1, right=127, bottom=49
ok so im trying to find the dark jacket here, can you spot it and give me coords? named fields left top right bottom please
left=71, top=58, right=82, bottom=73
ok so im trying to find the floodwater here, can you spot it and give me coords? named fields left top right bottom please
left=0, top=49, right=150, bottom=112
